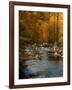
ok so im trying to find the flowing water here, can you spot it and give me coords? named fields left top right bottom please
left=19, top=48, right=63, bottom=79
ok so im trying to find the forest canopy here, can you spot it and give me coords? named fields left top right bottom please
left=19, top=11, right=63, bottom=48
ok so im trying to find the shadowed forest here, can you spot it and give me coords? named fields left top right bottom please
left=19, top=11, right=63, bottom=79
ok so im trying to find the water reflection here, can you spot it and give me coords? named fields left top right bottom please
left=19, top=47, right=63, bottom=79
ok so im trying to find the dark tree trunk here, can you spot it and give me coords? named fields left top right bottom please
left=54, top=13, right=59, bottom=47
